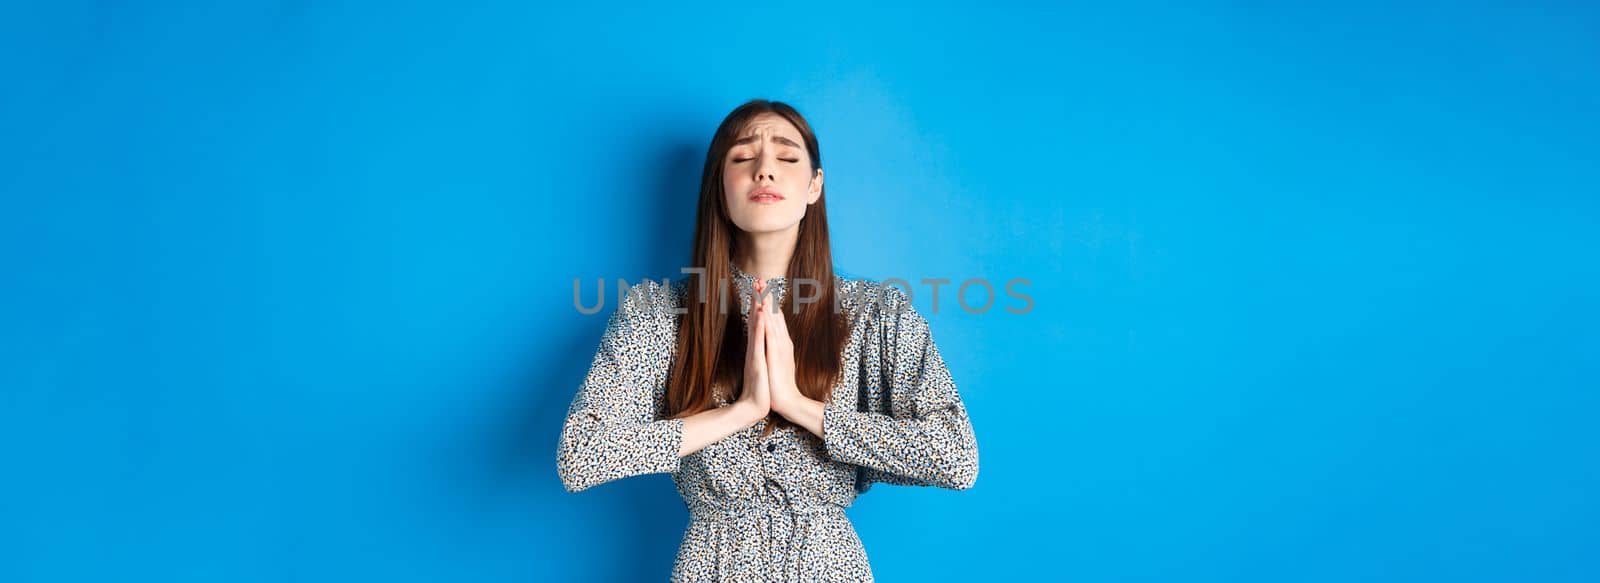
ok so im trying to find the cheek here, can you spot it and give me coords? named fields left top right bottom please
left=722, top=174, right=744, bottom=200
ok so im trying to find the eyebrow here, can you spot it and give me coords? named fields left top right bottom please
left=732, top=135, right=803, bottom=149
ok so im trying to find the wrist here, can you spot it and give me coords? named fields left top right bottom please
left=771, top=383, right=804, bottom=416
left=731, top=401, right=765, bottom=426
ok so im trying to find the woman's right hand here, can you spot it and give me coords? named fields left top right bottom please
left=735, top=279, right=772, bottom=422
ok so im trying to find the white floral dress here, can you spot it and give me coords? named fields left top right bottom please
left=557, top=264, right=979, bottom=581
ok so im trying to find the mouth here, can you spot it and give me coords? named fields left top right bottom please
left=748, top=187, right=785, bottom=203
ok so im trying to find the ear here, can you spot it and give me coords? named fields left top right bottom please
left=807, top=168, right=824, bottom=204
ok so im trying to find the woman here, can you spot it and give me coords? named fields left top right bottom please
left=556, top=99, right=979, bottom=581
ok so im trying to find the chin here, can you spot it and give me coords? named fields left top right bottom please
left=733, top=213, right=803, bottom=234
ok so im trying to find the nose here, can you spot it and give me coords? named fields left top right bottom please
left=754, top=155, right=777, bottom=183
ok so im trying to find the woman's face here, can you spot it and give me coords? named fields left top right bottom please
left=722, top=113, right=823, bottom=235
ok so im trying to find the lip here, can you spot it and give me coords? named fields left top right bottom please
left=748, top=187, right=785, bottom=203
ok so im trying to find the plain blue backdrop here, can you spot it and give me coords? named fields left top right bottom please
left=3, top=1, right=1597, bottom=581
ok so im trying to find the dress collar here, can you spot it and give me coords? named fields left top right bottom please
left=728, top=263, right=786, bottom=308
left=729, top=263, right=787, bottom=286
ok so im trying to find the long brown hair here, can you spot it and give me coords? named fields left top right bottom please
left=665, top=99, right=848, bottom=437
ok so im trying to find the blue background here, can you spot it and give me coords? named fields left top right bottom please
left=3, top=1, right=1596, bottom=581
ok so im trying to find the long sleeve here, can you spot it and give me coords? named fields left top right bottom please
left=556, top=282, right=685, bottom=493
left=820, top=288, right=980, bottom=491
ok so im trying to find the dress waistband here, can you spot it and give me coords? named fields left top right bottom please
left=688, top=501, right=846, bottom=522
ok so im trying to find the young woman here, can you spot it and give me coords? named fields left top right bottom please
left=556, top=99, right=979, bottom=582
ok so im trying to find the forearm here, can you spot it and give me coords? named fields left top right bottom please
left=819, top=406, right=979, bottom=490
left=678, top=401, right=764, bottom=456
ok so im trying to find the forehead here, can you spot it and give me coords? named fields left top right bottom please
left=734, top=113, right=803, bottom=145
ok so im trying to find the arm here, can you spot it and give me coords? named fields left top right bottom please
left=817, top=294, right=979, bottom=490
left=555, top=292, right=683, bottom=493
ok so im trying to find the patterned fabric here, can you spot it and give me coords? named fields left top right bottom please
left=557, top=264, right=979, bottom=581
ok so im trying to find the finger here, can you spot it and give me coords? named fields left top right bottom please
left=747, top=299, right=760, bottom=340
left=767, top=302, right=787, bottom=339
left=752, top=308, right=767, bottom=364
left=747, top=296, right=763, bottom=351
left=764, top=308, right=783, bottom=356
left=751, top=294, right=766, bottom=345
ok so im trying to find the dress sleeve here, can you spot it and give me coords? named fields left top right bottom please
left=556, top=282, right=685, bottom=493
left=820, top=288, right=980, bottom=490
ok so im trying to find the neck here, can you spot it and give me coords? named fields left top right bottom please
left=736, top=225, right=799, bottom=281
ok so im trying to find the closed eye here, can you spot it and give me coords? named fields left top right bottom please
left=731, top=158, right=801, bottom=164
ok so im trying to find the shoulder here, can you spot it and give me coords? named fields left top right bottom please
left=617, top=276, right=688, bottom=310
left=606, top=277, right=689, bottom=341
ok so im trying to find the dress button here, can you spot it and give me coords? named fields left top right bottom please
left=766, top=443, right=777, bottom=453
